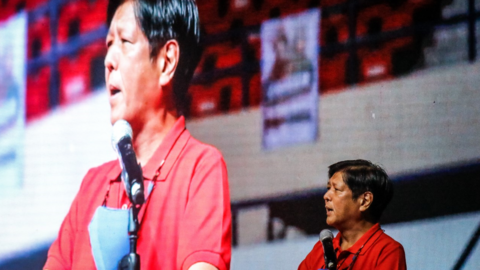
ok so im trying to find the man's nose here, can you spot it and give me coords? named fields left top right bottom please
left=104, top=47, right=118, bottom=72
left=324, top=189, right=331, bottom=201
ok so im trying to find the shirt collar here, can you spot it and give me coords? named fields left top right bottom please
left=107, top=116, right=190, bottom=182
left=333, top=223, right=383, bottom=255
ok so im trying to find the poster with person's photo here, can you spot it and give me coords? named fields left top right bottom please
left=261, top=9, right=320, bottom=150
left=0, top=12, right=27, bottom=193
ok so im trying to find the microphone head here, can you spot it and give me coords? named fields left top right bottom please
left=111, top=119, right=133, bottom=149
left=319, top=229, right=334, bottom=242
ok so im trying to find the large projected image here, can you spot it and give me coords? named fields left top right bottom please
left=0, top=12, right=27, bottom=194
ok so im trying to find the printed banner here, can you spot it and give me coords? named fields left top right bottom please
left=0, top=12, right=27, bottom=193
left=261, top=9, right=320, bottom=150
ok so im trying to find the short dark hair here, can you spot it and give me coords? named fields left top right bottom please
left=107, top=0, right=202, bottom=115
left=328, top=159, right=393, bottom=221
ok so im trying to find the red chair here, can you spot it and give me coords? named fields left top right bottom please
left=321, top=13, right=349, bottom=47
left=197, top=1, right=231, bottom=35
left=58, top=40, right=105, bottom=105
left=358, top=47, right=393, bottom=83
left=57, top=0, right=88, bottom=44
left=247, top=32, right=261, bottom=61
left=356, top=4, right=391, bottom=38
left=214, top=76, right=243, bottom=113
left=189, top=76, right=242, bottom=117
left=354, top=4, right=395, bottom=83
left=58, top=54, right=89, bottom=105
left=82, top=40, right=107, bottom=91
left=320, top=52, right=349, bottom=93
left=26, top=66, right=50, bottom=121
left=188, top=84, right=220, bottom=117
left=82, top=0, right=108, bottom=32
left=242, top=4, right=266, bottom=27
left=26, top=0, right=49, bottom=11
left=319, top=13, right=349, bottom=93
left=197, top=42, right=242, bottom=76
left=27, top=15, right=51, bottom=59
left=212, top=43, right=242, bottom=69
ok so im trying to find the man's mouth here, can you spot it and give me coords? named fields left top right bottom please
left=109, top=85, right=122, bottom=97
left=325, top=207, right=333, bottom=214
left=110, top=88, right=121, bottom=96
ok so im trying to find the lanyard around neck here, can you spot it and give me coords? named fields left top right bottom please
left=335, top=227, right=383, bottom=270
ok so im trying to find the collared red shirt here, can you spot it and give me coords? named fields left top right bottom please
left=298, top=223, right=406, bottom=270
left=44, top=116, right=232, bottom=270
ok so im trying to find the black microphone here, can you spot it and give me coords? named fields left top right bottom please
left=112, top=120, right=145, bottom=206
left=320, top=229, right=337, bottom=270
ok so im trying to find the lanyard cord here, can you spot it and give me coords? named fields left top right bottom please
left=102, top=127, right=186, bottom=207
left=102, top=180, right=113, bottom=207
left=335, top=227, right=383, bottom=270
left=135, top=127, right=187, bottom=228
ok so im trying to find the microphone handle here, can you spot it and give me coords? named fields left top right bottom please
left=117, top=137, right=145, bottom=205
left=322, top=239, right=337, bottom=270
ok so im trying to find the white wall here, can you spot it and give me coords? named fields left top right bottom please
left=188, top=62, right=480, bottom=201
left=0, top=91, right=115, bottom=261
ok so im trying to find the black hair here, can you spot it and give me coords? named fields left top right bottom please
left=107, top=0, right=202, bottom=115
left=328, top=159, right=393, bottom=222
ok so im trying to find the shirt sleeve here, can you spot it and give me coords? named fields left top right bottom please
left=43, top=190, right=80, bottom=269
left=298, top=259, right=309, bottom=270
left=178, top=148, right=232, bottom=270
left=298, top=241, right=324, bottom=270
left=376, top=242, right=407, bottom=270
left=43, top=168, right=94, bottom=270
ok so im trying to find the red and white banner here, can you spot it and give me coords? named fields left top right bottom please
left=261, top=9, right=320, bottom=150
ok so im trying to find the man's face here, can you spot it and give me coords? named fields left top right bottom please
left=105, top=1, right=163, bottom=127
left=324, top=172, right=362, bottom=230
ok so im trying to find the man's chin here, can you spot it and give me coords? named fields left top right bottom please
left=110, top=113, right=122, bottom=126
left=325, top=218, right=334, bottom=227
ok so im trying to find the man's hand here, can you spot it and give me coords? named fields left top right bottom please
left=188, top=262, right=218, bottom=270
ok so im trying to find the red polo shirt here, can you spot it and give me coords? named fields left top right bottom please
left=298, top=223, right=406, bottom=270
left=44, top=116, right=232, bottom=270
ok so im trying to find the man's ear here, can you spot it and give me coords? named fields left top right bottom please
left=158, top=39, right=179, bottom=86
left=359, top=192, right=373, bottom=212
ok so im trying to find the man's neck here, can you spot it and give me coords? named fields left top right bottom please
left=339, top=220, right=375, bottom=251
left=132, top=110, right=178, bottom=166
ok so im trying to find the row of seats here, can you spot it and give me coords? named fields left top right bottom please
left=188, top=0, right=438, bottom=117
left=198, top=0, right=433, bottom=35
left=187, top=74, right=262, bottom=118
left=188, top=42, right=413, bottom=118
left=3, top=0, right=442, bottom=120
left=18, top=0, right=107, bottom=120
left=57, top=0, right=107, bottom=43
left=27, top=0, right=107, bottom=60
left=198, top=0, right=320, bottom=35
left=26, top=40, right=105, bottom=121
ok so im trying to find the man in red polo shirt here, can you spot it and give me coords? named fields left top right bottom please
left=44, top=0, right=231, bottom=269
left=298, top=160, right=406, bottom=270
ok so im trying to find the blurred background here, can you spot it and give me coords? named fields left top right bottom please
left=1, top=0, right=480, bottom=269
